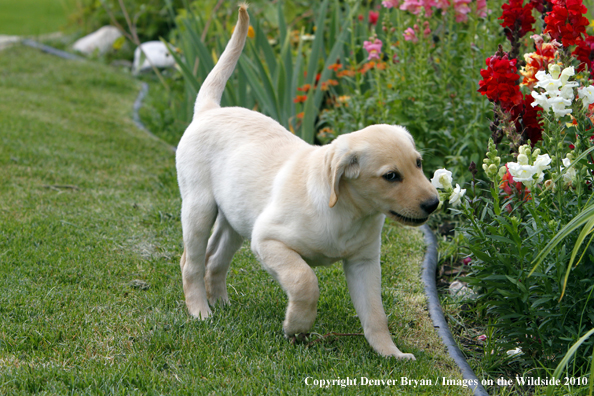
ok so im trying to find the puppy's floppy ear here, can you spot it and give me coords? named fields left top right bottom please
left=327, top=148, right=360, bottom=208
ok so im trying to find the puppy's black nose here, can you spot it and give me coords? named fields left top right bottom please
left=420, top=197, right=440, bottom=215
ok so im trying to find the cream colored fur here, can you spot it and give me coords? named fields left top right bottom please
left=176, top=4, right=439, bottom=360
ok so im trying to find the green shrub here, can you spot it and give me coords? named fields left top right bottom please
left=69, top=0, right=183, bottom=41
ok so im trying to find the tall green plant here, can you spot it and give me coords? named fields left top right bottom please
left=163, top=0, right=356, bottom=143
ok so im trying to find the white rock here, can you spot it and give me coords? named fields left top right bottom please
left=449, top=280, right=476, bottom=299
left=0, top=35, right=21, bottom=51
left=73, top=26, right=122, bottom=56
left=133, top=41, right=175, bottom=74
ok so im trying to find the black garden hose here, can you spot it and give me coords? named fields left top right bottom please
left=420, top=224, right=489, bottom=396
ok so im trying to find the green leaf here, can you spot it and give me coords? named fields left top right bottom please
left=237, top=56, right=277, bottom=119
left=531, top=202, right=594, bottom=276
left=304, top=0, right=328, bottom=87
left=247, top=40, right=280, bottom=121
left=546, top=327, right=594, bottom=396
left=277, top=0, right=287, bottom=47
left=161, top=40, right=200, bottom=93
left=253, top=17, right=277, bottom=78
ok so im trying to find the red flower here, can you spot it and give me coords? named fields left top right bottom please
left=499, top=0, right=536, bottom=40
left=514, top=95, right=543, bottom=144
left=529, top=0, right=545, bottom=13
left=478, top=53, right=523, bottom=111
left=544, top=0, right=589, bottom=47
left=573, top=34, right=594, bottom=76
left=369, top=11, right=379, bottom=25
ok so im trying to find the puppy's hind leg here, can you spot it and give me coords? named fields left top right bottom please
left=204, top=212, right=243, bottom=306
left=181, top=198, right=217, bottom=319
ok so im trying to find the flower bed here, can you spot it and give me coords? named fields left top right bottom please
left=428, top=0, right=594, bottom=391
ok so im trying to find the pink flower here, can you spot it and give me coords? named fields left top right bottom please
left=423, top=21, right=431, bottom=37
left=453, top=0, right=472, bottom=22
left=382, top=0, right=400, bottom=8
left=476, top=0, right=488, bottom=17
left=368, top=10, right=379, bottom=25
left=403, top=27, right=418, bottom=43
left=478, top=335, right=487, bottom=341
left=363, top=38, right=383, bottom=60
left=400, top=0, right=423, bottom=15
left=462, top=257, right=472, bottom=265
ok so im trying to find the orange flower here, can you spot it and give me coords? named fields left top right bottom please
left=328, top=63, right=342, bottom=71
left=296, top=112, right=304, bottom=119
left=327, top=79, right=338, bottom=86
left=320, top=82, right=329, bottom=91
left=337, top=95, right=350, bottom=106
left=293, top=95, right=307, bottom=103
left=375, top=62, right=387, bottom=70
left=297, top=84, right=312, bottom=92
left=520, top=42, right=559, bottom=88
left=359, top=61, right=376, bottom=74
left=317, top=127, right=334, bottom=139
left=337, top=69, right=356, bottom=78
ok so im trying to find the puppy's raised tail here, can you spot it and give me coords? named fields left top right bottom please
left=193, top=3, right=249, bottom=117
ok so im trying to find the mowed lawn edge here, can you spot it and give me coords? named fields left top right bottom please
left=0, top=46, right=470, bottom=395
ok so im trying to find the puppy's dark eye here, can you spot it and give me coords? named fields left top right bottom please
left=416, top=158, right=422, bottom=168
left=382, top=171, right=402, bottom=182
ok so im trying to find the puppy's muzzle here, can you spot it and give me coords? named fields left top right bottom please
left=420, top=196, right=440, bottom=215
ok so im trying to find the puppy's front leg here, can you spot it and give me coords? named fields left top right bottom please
left=343, top=258, right=416, bottom=360
left=254, top=240, right=320, bottom=336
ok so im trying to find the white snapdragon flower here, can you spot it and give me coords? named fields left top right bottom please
left=517, top=153, right=529, bottom=165
left=578, top=85, right=594, bottom=108
left=560, top=66, right=575, bottom=84
left=448, top=184, right=466, bottom=206
left=550, top=97, right=573, bottom=118
left=534, top=153, right=552, bottom=171
left=533, top=154, right=552, bottom=183
left=507, top=162, right=538, bottom=185
left=507, top=154, right=551, bottom=186
left=561, top=157, right=577, bottom=185
left=531, top=66, right=578, bottom=119
left=431, top=168, right=453, bottom=189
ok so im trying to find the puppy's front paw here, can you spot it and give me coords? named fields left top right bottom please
left=392, top=352, right=416, bottom=361
left=375, top=344, right=417, bottom=360
left=285, top=332, right=310, bottom=345
left=186, top=300, right=212, bottom=319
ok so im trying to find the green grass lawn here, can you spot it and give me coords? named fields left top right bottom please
left=0, top=45, right=470, bottom=395
left=0, top=0, right=76, bottom=36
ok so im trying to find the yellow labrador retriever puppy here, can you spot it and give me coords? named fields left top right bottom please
left=176, top=4, right=439, bottom=360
